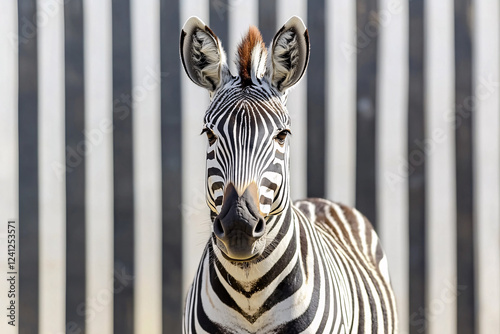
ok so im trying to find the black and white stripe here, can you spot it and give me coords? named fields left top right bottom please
left=184, top=198, right=397, bottom=332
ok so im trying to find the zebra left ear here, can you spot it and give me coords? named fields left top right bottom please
left=268, top=16, right=310, bottom=92
left=180, top=17, right=229, bottom=93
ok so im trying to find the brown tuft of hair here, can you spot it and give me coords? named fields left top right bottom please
left=237, top=26, right=266, bottom=84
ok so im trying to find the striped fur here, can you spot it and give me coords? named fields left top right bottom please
left=181, top=16, right=397, bottom=333
left=184, top=200, right=397, bottom=333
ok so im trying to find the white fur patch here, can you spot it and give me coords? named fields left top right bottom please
left=250, top=43, right=268, bottom=80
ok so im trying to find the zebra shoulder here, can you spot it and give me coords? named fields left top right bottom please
left=293, top=198, right=391, bottom=283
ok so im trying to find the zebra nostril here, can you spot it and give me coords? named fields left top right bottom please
left=253, top=218, right=265, bottom=237
left=213, top=218, right=225, bottom=238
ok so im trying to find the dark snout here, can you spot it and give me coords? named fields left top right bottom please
left=213, top=183, right=266, bottom=261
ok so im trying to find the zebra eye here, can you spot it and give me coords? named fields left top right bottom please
left=275, top=130, right=290, bottom=145
left=202, top=128, right=217, bottom=146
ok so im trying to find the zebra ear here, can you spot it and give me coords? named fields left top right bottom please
left=269, top=16, right=310, bottom=92
left=180, top=17, right=229, bottom=92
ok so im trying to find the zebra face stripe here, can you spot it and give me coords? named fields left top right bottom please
left=204, top=82, right=291, bottom=221
left=202, top=83, right=291, bottom=263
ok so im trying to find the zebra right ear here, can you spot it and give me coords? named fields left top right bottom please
left=180, top=17, right=229, bottom=92
left=269, top=16, right=310, bottom=92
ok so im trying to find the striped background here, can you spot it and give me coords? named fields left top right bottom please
left=0, top=0, right=499, bottom=333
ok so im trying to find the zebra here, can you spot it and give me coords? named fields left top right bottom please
left=180, top=15, right=397, bottom=333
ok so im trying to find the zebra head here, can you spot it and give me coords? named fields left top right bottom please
left=180, top=16, right=309, bottom=262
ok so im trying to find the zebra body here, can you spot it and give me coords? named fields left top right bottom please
left=184, top=200, right=396, bottom=333
left=180, top=16, right=397, bottom=333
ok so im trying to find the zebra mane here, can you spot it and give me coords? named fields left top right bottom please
left=236, top=26, right=268, bottom=86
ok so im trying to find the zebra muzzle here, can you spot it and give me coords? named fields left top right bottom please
left=213, top=183, right=266, bottom=261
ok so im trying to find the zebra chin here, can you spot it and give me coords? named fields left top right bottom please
left=214, top=234, right=265, bottom=262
